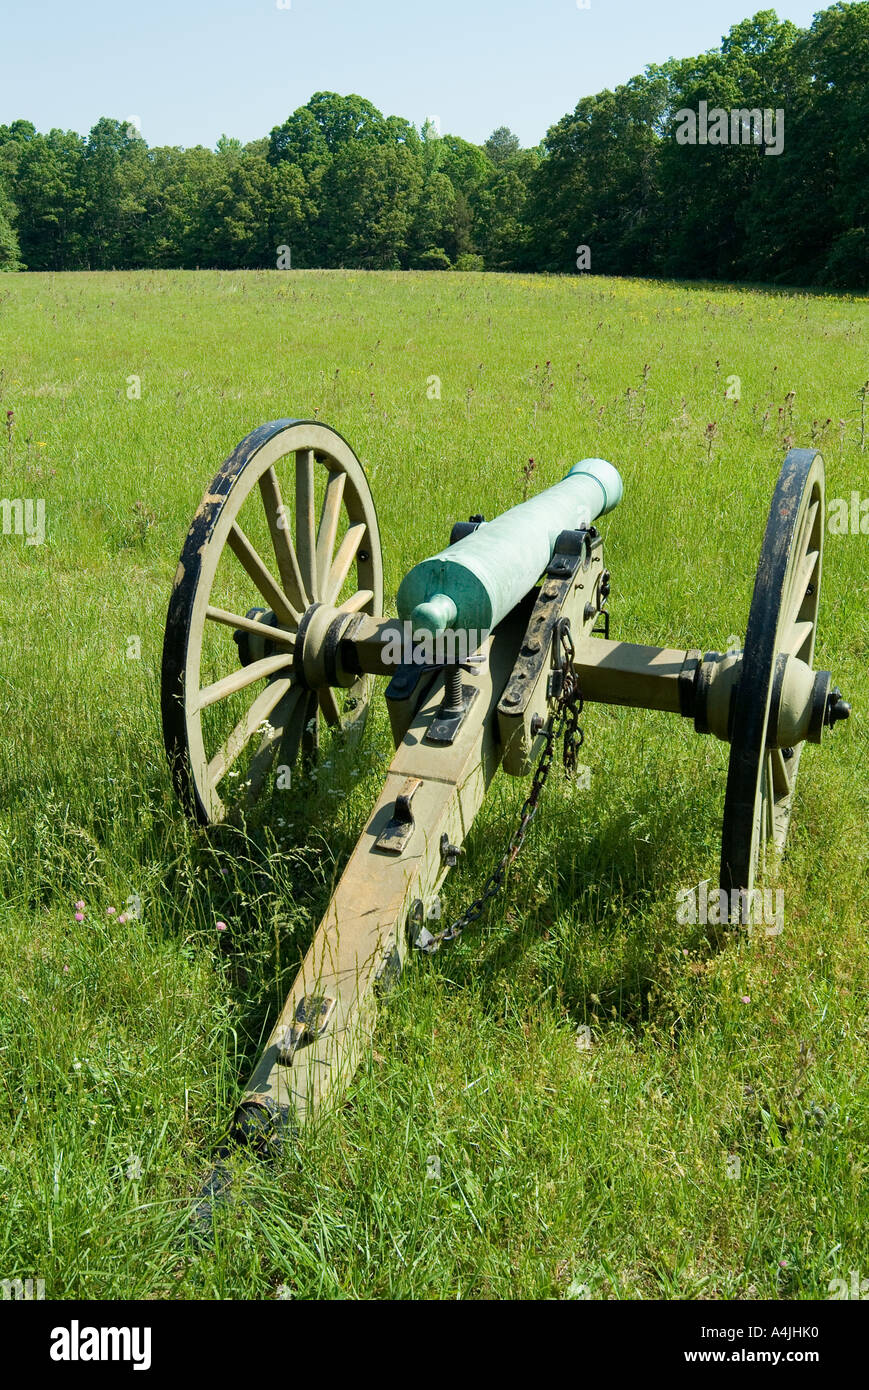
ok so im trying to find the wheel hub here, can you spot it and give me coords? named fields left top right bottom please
left=293, top=602, right=361, bottom=691
left=233, top=608, right=282, bottom=666
left=696, top=650, right=848, bottom=748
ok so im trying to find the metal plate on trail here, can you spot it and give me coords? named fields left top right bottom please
left=374, top=776, right=423, bottom=853
left=275, top=994, right=336, bottom=1066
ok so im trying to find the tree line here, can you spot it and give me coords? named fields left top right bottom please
left=1, top=5, right=866, bottom=288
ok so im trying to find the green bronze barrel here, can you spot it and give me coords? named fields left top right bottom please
left=396, top=458, right=623, bottom=635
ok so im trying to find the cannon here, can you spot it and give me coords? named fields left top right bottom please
left=161, top=419, right=850, bottom=1148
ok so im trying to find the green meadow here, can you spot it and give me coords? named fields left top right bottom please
left=0, top=268, right=866, bottom=1299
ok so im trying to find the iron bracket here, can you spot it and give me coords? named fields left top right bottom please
left=498, top=533, right=588, bottom=719
left=374, top=776, right=422, bottom=854
left=424, top=683, right=478, bottom=743
left=275, top=994, right=337, bottom=1067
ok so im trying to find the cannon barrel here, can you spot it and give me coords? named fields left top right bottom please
left=396, top=458, right=623, bottom=635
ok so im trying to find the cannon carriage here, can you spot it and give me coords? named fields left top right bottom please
left=161, top=419, right=850, bottom=1147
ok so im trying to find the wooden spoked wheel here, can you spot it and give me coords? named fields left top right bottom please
left=719, top=448, right=824, bottom=903
left=161, top=419, right=383, bottom=825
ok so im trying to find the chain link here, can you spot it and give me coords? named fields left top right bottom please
left=415, top=619, right=584, bottom=954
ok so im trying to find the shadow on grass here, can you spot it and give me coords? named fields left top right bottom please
left=427, top=767, right=726, bottom=1038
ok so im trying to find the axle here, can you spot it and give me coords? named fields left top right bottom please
left=248, top=596, right=841, bottom=757
left=572, top=637, right=839, bottom=747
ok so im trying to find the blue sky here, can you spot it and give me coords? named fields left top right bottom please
left=3, top=0, right=826, bottom=150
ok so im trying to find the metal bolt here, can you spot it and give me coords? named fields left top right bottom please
left=824, top=687, right=851, bottom=729
left=442, top=665, right=463, bottom=714
left=440, top=833, right=462, bottom=868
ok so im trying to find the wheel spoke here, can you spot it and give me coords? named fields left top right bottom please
left=786, top=620, right=815, bottom=660
left=206, top=605, right=296, bottom=646
left=318, top=687, right=343, bottom=726
left=325, top=523, right=366, bottom=605
left=207, top=676, right=294, bottom=786
left=295, top=449, right=318, bottom=603
left=243, top=685, right=305, bottom=804
left=795, top=498, right=820, bottom=569
left=316, top=470, right=347, bottom=594
left=781, top=548, right=819, bottom=643
left=195, top=653, right=294, bottom=711
left=273, top=687, right=311, bottom=771
left=756, top=758, right=770, bottom=854
left=337, top=589, right=374, bottom=614
left=769, top=747, right=791, bottom=798
left=745, top=823, right=758, bottom=888
left=764, top=755, right=775, bottom=845
left=259, top=466, right=309, bottom=612
left=302, top=690, right=320, bottom=761
left=227, top=524, right=300, bottom=627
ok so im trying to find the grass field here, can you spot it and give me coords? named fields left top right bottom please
left=0, top=268, right=867, bottom=1300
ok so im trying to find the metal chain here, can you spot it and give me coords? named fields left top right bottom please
left=415, top=620, right=584, bottom=954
